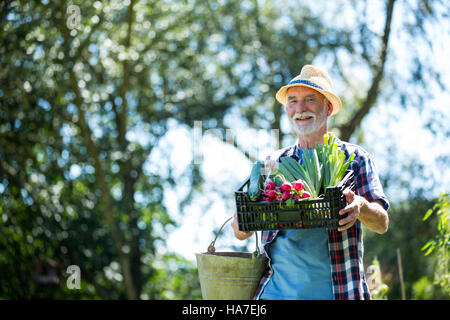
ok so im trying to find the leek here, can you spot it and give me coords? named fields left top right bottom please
left=276, top=132, right=355, bottom=198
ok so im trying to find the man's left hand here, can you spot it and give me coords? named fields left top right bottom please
left=338, top=189, right=367, bottom=232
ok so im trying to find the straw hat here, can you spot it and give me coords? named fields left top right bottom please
left=275, top=65, right=342, bottom=115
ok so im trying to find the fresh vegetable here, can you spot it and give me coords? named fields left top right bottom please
left=248, top=160, right=263, bottom=201
left=281, top=191, right=291, bottom=200
left=259, top=173, right=311, bottom=203
left=301, top=191, right=311, bottom=198
left=292, top=180, right=304, bottom=191
left=264, top=180, right=276, bottom=190
left=272, top=174, right=285, bottom=187
left=276, top=133, right=355, bottom=198
left=280, top=183, right=292, bottom=192
left=265, top=189, right=277, bottom=200
left=316, top=132, right=355, bottom=189
left=278, top=156, right=317, bottom=197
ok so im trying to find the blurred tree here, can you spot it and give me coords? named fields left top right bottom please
left=0, top=0, right=349, bottom=299
left=0, top=0, right=230, bottom=299
left=0, top=0, right=448, bottom=299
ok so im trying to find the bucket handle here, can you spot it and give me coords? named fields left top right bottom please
left=207, top=216, right=262, bottom=257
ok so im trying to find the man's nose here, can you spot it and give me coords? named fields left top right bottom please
left=292, top=101, right=308, bottom=113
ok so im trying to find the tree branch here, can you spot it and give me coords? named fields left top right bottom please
left=69, top=64, right=138, bottom=302
left=74, top=11, right=104, bottom=61
left=338, top=0, right=396, bottom=141
left=117, top=0, right=137, bottom=143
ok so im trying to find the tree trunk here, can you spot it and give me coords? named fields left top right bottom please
left=117, top=0, right=142, bottom=299
left=59, top=0, right=138, bottom=299
left=273, top=99, right=284, bottom=149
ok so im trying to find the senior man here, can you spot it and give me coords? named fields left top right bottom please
left=232, top=65, right=389, bottom=300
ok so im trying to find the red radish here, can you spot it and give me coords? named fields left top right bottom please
left=264, top=180, right=276, bottom=190
left=293, top=193, right=301, bottom=200
left=292, top=181, right=304, bottom=191
left=281, top=191, right=291, bottom=200
left=266, top=189, right=277, bottom=200
left=280, top=183, right=292, bottom=192
left=261, top=196, right=271, bottom=201
left=301, top=191, right=311, bottom=198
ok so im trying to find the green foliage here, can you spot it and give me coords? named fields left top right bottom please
left=0, top=0, right=214, bottom=299
left=146, top=253, right=202, bottom=300
left=364, top=197, right=449, bottom=299
left=366, top=257, right=389, bottom=300
left=411, top=275, right=444, bottom=300
left=421, top=193, right=450, bottom=296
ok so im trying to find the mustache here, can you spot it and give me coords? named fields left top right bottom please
left=291, top=112, right=316, bottom=120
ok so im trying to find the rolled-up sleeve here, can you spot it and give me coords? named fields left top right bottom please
left=353, top=151, right=390, bottom=211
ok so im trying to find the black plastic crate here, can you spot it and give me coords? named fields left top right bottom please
left=235, top=170, right=356, bottom=231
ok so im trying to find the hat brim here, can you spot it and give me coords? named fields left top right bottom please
left=275, top=84, right=342, bottom=116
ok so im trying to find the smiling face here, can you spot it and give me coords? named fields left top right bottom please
left=285, top=86, right=333, bottom=137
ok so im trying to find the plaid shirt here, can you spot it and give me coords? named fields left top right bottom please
left=254, top=136, right=389, bottom=300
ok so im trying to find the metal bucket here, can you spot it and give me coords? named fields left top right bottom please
left=195, top=217, right=268, bottom=300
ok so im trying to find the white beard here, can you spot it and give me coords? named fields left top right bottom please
left=288, top=109, right=328, bottom=136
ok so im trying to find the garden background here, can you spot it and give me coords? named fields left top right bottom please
left=0, top=0, right=449, bottom=299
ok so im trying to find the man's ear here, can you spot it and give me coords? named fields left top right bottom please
left=327, top=102, right=333, bottom=116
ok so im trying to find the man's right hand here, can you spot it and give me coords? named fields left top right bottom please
left=231, top=213, right=255, bottom=240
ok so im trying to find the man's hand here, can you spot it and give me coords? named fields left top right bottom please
left=338, top=189, right=365, bottom=231
left=231, top=213, right=255, bottom=240
left=338, top=189, right=389, bottom=234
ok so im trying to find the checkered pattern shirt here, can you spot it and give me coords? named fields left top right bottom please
left=254, top=137, right=389, bottom=300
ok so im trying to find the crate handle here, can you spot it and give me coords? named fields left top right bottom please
left=207, top=216, right=262, bottom=257
left=235, top=176, right=250, bottom=192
